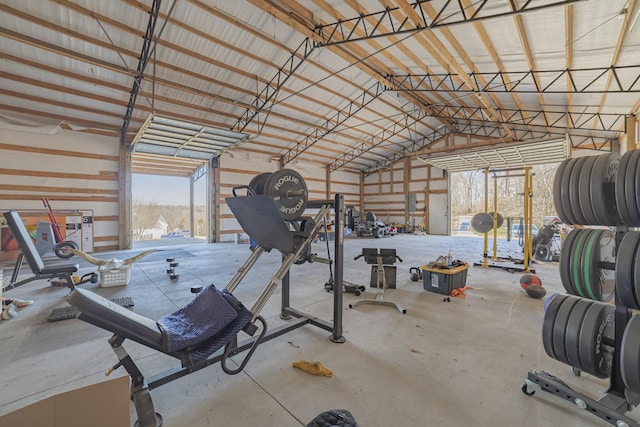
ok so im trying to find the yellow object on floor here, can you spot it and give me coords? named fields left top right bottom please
left=292, top=360, right=333, bottom=377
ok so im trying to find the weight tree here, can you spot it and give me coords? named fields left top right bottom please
left=522, top=151, right=640, bottom=427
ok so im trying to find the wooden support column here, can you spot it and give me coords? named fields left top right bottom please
left=627, top=115, right=638, bottom=150
left=118, top=146, right=131, bottom=250
left=359, top=172, right=364, bottom=216
left=325, top=165, right=331, bottom=200
left=404, top=157, right=410, bottom=229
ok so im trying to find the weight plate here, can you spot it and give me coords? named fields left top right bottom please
left=578, top=302, right=614, bottom=379
left=595, top=230, right=616, bottom=302
left=565, top=298, right=594, bottom=372
left=616, top=150, right=634, bottom=225
left=571, top=229, right=593, bottom=298
left=471, top=212, right=494, bottom=233
left=552, top=295, right=580, bottom=365
left=624, top=150, right=640, bottom=226
left=542, top=294, right=569, bottom=360
left=559, top=229, right=579, bottom=295
left=616, top=232, right=640, bottom=309
left=581, top=229, right=601, bottom=300
left=561, top=159, right=579, bottom=225
left=568, top=156, right=588, bottom=225
left=553, top=159, right=572, bottom=224
left=488, top=212, right=504, bottom=228
left=578, top=156, right=598, bottom=225
left=622, top=315, right=640, bottom=393
left=265, top=169, right=308, bottom=220
left=634, top=234, right=640, bottom=310
left=248, top=172, right=272, bottom=195
left=636, top=153, right=640, bottom=225
left=592, top=152, right=620, bottom=226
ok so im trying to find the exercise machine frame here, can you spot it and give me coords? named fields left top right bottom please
left=474, top=167, right=535, bottom=273
left=69, top=195, right=346, bottom=427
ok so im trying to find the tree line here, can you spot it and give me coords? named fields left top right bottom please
left=132, top=199, right=207, bottom=240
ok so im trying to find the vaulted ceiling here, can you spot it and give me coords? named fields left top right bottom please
left=1, top=0, right=638, bottom=177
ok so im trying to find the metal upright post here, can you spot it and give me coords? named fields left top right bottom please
left=482, top=169, right=489, bottom=268
left=331, top=194, right=345, bottom=343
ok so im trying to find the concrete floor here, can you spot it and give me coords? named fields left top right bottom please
left=0, top=233, right=633, bottom=426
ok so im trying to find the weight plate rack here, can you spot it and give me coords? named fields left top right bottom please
left=523, top=150, right=640, bottom=427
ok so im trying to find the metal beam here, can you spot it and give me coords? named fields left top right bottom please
left=313, top=0, right=584, bottom=46
left=232, top=37, right=317, bottom=134
left=282, top=81, right=388, bottom=165
left=386, top=65, right=640, bottom=94
left=121, top=0, right=162, bottom=145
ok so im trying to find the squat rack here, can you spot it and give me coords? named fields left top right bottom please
left=475, top=167, right=535, bottom=273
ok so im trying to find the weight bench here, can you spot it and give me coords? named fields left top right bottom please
left=3, top=210, right=79, bottom=291
left=65, top=186, right=346, bottom=427
left=349, top=248, right=406, bottom=314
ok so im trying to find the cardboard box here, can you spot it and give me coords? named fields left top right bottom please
left=421, top=264, right=468, bottom=295
left=0, top=376, right=130, bottom=427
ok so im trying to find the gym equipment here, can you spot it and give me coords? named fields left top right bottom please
left=167, top=258, right=179, bottom=281
left=474, top=167, right=535, bottom=273
left=616, top=150, right=640, bottom=226
left=519, top=274, right=541, bottom=290
left=64, top=171, right=347, bottom=427
left=523, top=151, right=640, bottom=427
left=47, top=296, right=134, bottom=322
left=348, top=248, right=406, bottom=314
left=41, top=197, right=80, bottom=258
left=2, top=210, right=89, bottom=291
left=239, top=169, right=308, bottom=220
left=525, top=285, right=546, bottom=299
left=409, top=267, right=421, bottom=282
left=532, top=219, right=562, bottom=262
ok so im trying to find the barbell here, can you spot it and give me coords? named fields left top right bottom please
left=246, top=169, right=308, bottom=220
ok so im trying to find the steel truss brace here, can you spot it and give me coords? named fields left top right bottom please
left=327, top=108, right=447, bottom=172
left=387, top=65, right=640, bottom=94
left=232, top=38, right=316, bottom=134
left=282, top=81, right=387, bottom=164
left=424, top=104, right=626, bottom=133
left=121, top=0, right=161, bottom=145
left=313, top=0, right=583, bottom=47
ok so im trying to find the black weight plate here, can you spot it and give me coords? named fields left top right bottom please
left=578, top=156, right=598, bottom=225
left=559, top=229, right=579, bottom=295
left=581, top=229, right=602, bottom=301
left=552, top=295, right=580, bottom=365
left=634, top=234, right=640, bottom=309
left=488, top=212, right=504, bottom=228
left=571, top=229, right=593, bottom=298
left=471, top=212, right=494, bottom=233
left=565, top=298, right=594, bottom=372
left=248, top=172, right=272, bottom=195
left=568, top=156, right=589, bottom=225
left=579, top=302, right=614, bottom=378
left=593, top=152, right=620, bottom=226
left=616, top=150, right=634, bottom=225
left=622, top=314, right=640, bottom=392
left=636, top=153, right=640, bottom=225
left=624, top=150, right=640, bottom=226
left=542, top=294, right=569, bottom=360
left=553, top=159, right=572, bottom=224
left=616, top=232, right=640, bottom=309
left=266, top=169, right=308, bottom=220
left=595, top=230, right=616, bottom=302
left=561, top=159, right=579, bottom=225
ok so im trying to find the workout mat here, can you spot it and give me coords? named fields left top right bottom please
left=48, top=296, right=135, bottom=322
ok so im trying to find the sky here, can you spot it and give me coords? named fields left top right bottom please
left=132, top=174, right=207, bottom=206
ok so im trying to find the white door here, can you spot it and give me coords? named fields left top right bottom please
left=428, top=192, right=449, bottom=235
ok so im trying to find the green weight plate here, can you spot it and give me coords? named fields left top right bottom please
left=582, top=229, right=601, bottom=300
left=592, top=152, right=620, bottom=226
left=565, top=298, right=594, bottom=372
left=561, top=159, right=579, bottom=225
left=616, top=150, right=634, bottom=225
left=571, top=229, right=593, bottom=298
left=622, top=315, right=640, bottom=392
left=542, top=294, right=569, bottom=360
left=559, top=229, right=579, bottom=295
left=568, top=157, right=588, bottom=225
left=552, top=295, right=580, bottom=365
left=624, top=150, right=640, bottom=226
left=595, top=230, right=616, bottom=302
left=553, top=159, right=572, bottom=224
left=616, top=232, right=640, bottom=309
left=578, top=156, right=598, bottom=225
left=578, top=302, right=614, bottom=379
